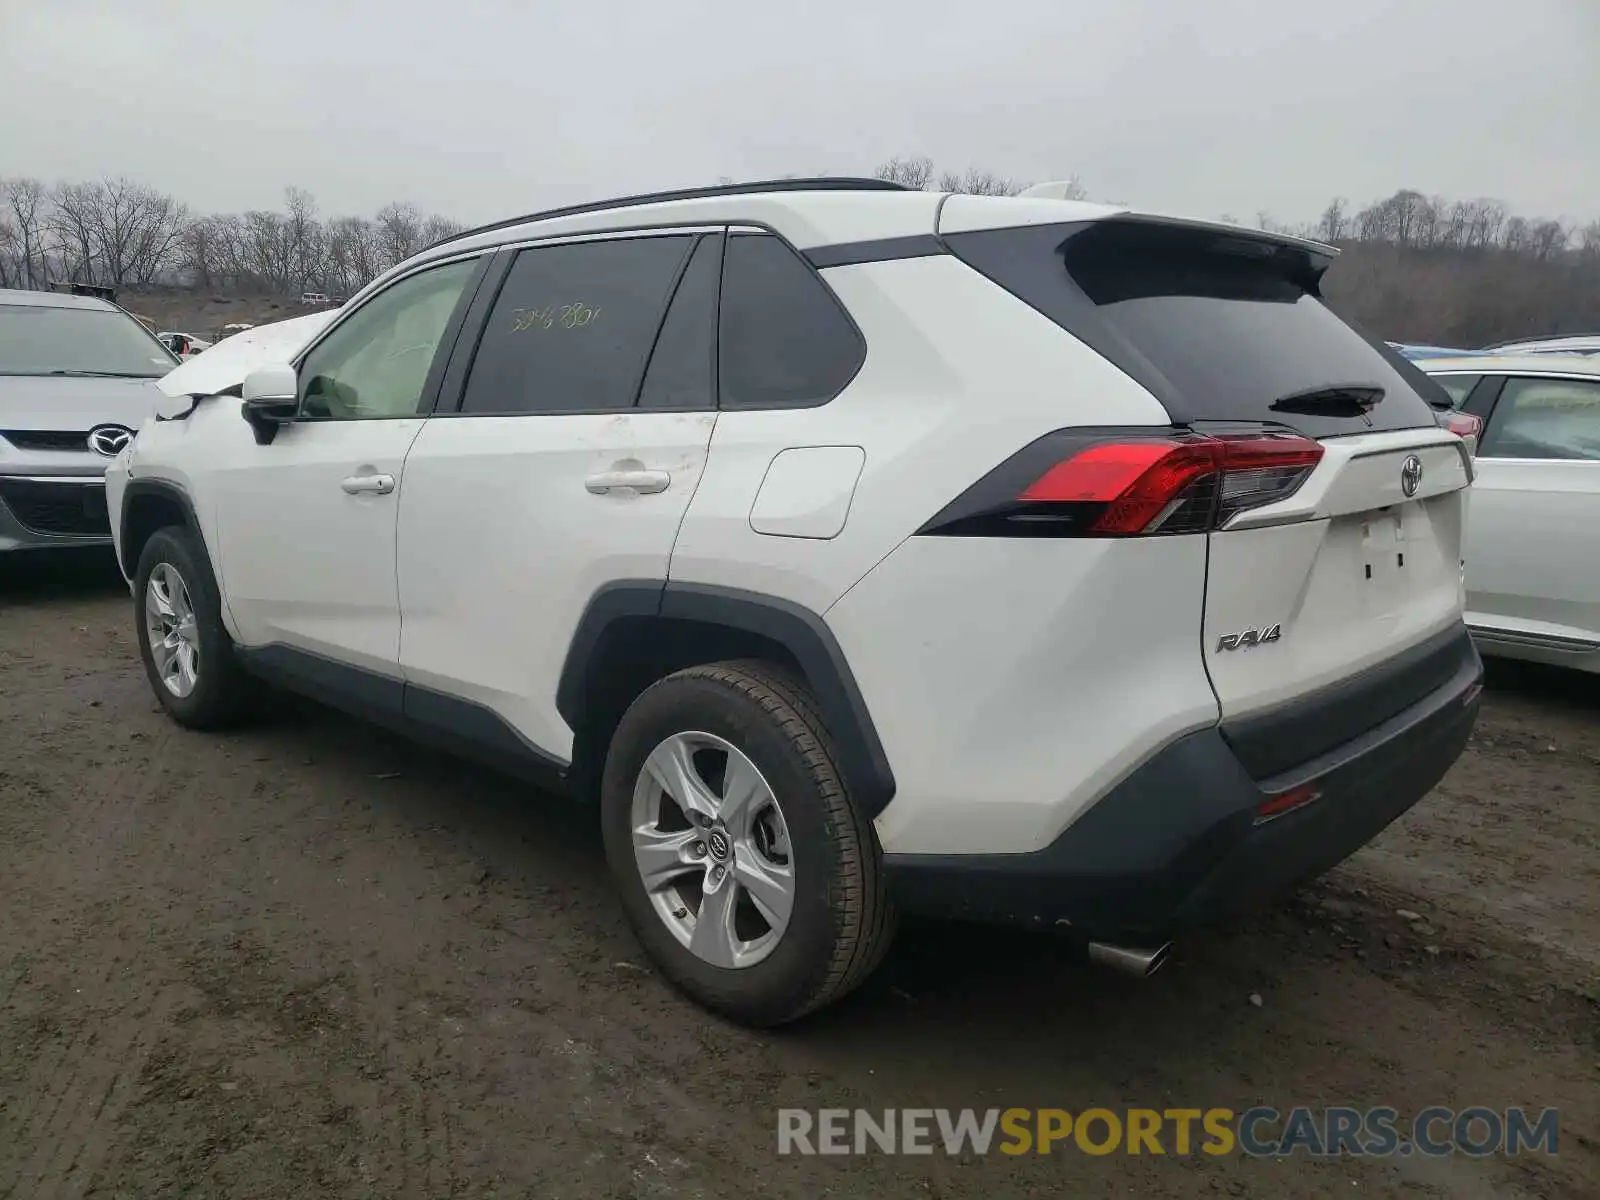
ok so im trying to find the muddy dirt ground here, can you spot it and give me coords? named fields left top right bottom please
left=2, top=552, right=1596, bottom=1199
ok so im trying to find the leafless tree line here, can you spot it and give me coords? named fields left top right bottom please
left=5, top=166, right=1596, bottom=346
left=1291, top=190, right=1600, bottom=347
left=0, top=177, right=461, bottom=297
left=869, top=161, right=1598, bottom=345
left=872, top=155, right=1091, bottom=201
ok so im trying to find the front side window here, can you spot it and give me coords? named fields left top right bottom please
left=299, top=257, right=478, bottom=419
left=1479, top=377, right=1600, bottom=461
left=0, top=303, right=177, bottom=378
left=459, top=235, right=694, bottom=415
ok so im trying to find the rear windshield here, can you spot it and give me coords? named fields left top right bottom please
left=0, top=303, right=178, bottom=379
left=945, top=219, right=1446, bottom=438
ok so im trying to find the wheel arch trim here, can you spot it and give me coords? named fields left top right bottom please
left=118, top=478, right=203, bottom=578
left=556, top=580, right=898, bottom=819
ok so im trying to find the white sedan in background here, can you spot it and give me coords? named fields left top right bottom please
left=1421, top=353, right=1600, bottom=673
left=158, top=331, right=213, bottom=358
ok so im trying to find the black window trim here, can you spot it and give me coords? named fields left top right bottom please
left=287, top=248, right=493, bottom=423
left=431, top=219, right=867, bottom=418
left=1459, top=374, right=1505, bottom=420
left=631, top=229, right=726, bottom=411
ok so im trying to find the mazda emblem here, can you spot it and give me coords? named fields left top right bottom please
left=86, top=425, right=135, bottom=457
left=1400, top=455, right=1424, bottom=498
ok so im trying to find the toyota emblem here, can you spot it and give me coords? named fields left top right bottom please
left=86, top=425, right=135, bottom=457
left=1400, top=455, right=1424, bottom=498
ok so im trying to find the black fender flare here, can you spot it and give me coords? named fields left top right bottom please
left=118, top=478, right=202, bottom=577
left=556, top=581, right=898, bottom=820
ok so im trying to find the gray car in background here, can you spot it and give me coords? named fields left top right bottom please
left=0, top=288, right=178, bottom=554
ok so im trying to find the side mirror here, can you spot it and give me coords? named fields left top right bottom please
left=240, top=363, right=299, bottom=445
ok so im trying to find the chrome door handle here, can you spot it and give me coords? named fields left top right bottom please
left=341, top=473, right=395, bottom=495
left=584, top=469, right=670, bottom=495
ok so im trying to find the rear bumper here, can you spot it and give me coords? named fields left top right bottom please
left=883, top=625, right=1482, bottom=941
left=0, top=476, right=113, bottom=552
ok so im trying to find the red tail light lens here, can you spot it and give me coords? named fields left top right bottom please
left=1019, top=433, right=1323, bottom=536
left=1439, top=411, right=1482, bottom=444
left=917, top=427, right=1326, bottom=539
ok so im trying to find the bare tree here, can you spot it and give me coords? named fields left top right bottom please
left=873, top=155, right=936, bottom=190
left=2, top=178, right=50, bottom=288
left=283, top=187, right=324, bottom=293
left=42, top=178, right=189, bottom=287
left=375, top=202, right=424, bottom=269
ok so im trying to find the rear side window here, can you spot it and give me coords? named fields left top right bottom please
left=460, top=235, right=692, bottom=414
left=945, top=219, right=1443, bottom=439
left=638, top=233, right=721, bottom=410
left=719, top=233, right=863, bottom=409
left=1479, top=377, right=1600, bottom=461
left=1431, top=374, right=1481, bottom=407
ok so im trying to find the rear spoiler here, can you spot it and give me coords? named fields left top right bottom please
left=1046, top=213, right=1338, bottom=294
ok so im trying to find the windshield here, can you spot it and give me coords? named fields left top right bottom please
left=0, top=303, right=179, bottom=378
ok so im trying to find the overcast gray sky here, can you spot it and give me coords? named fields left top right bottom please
left=3, top=0, right=1595, bottom=227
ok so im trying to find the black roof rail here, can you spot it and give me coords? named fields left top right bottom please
left=426, top=176, right=908, bottom=251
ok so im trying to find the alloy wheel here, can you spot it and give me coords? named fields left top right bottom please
left=630, top=731, right=796, bottom=969
left=144, top=562, right=200, bottom=698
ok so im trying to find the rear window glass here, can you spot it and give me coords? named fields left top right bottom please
left=719, top=233, right=863, bottom=410
left=0, top=303, right=176, bottom=378
left=946, top=219, right=1443, bottom=439
left=1430, top=374, right=1480, bottom=407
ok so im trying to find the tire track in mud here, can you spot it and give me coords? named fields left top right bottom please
left=0, top=698, right=188, bottom=1200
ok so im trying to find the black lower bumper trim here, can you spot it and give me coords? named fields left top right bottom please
left=883, top=625, right=1482, bottom=941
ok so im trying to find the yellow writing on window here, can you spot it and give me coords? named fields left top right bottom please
left=510, top=304, right=601, bottom=332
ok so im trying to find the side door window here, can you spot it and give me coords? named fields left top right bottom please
left=299, top=257, right=479, bottom=420
left=457, top=234, right=696, bottom=415
left=1477, top=377, right=1600, bottom=461
left=718, top=232, right=864, bottom=410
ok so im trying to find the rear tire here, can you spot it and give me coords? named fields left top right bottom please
left=133, top=526, right=256, bottom=729
left=600, top=660, right=895, bottom=1026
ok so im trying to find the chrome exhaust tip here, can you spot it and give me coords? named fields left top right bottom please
left=1087, top=940, right=1172, bottom=978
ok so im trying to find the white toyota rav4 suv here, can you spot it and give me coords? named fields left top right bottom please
left=108, top=178, right=1483, bottom=1025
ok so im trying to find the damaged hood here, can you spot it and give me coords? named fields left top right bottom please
left=156, top=310, right=339, bottom=398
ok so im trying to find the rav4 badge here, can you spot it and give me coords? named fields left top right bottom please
left=1216, top=624, right=1282, bottom=653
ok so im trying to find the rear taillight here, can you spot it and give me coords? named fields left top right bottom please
left=920, top=430, right=1324, bottom=538
left=1438, top=410, right=1482, bottom=446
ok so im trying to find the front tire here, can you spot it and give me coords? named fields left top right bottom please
left=133, top=526, right=255, bottom=729
left=601, top=660, right=895, bottom=1026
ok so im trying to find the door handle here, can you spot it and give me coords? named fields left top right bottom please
left=341, top=473, right=395, bottom=495
left=584, top=469, right=671, bottom=496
